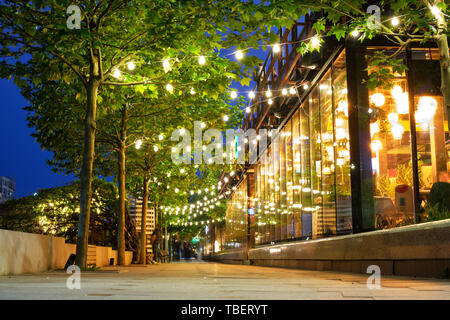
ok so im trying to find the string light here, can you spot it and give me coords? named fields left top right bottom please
left=223, top=115, right=229, bottom=121
left=311, top=36, right=320, bottom=48
left=265, top=89, right=272, bottom=98
left=198, top=56, right=206, bottom=65
left=391, top=16, right=400, bottom=26
left=281, top=88, right=288, bottom=95
left=248, top=91, right=255, bottom=99
left=166, top=83, right=174, bottom=93
left=153, top=145, right=159, bottom=152
left=158, top=134, right=164, bottom=141
left=246, top=107, right=251, bottom=113
left=190, top=87, right=196, bottom=95
left=135, top=139, right=142, bottom=149
left=289, top=87, right=296, bottom=95
left=235, top=50, right=244, bottom=60
left=272, top=43, right=281, bottom=53
left=268, top=98, right=273, bottom=105
left=112, top=69, right=122, bottom=79
left=230, top=91, right=238, bottom=99
left=351, top=29, right=359, bottom=38
left=431, top=6, right=441, bottom=17
left=163, top=59, right=171, bottom=73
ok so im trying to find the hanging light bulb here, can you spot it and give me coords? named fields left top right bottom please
left=266, top=89, right=272, bottom=98
left=235, top=50, right=244, bottom=60
left=245, top=107, right=251, bottom=113
left=153, top=145, right=159, bottom=152
left=289, top=87, right=296, bottom=95
left=248, top=91, right=255, bottom=99
left=281, top=88, right=288, bottom=95
left=198, top=55, right=206, bottom=65
left=127, top=61, right=135, bottom=70
left=180, top=168, right=185, bottom=174
left=303, top=83, right=309, bottom=90
left=431, top=6, right=441, bottom=17
left=391, top=123, right=404, bottom=139
left=391, top=16, right=400, bottom=26
left=388, top=112, right=399, bottom=124
left=112, top=69, right=122, bottom=79
left=158, top=134, right=164, bottom=141
left=163, top=59, right=171, bottom=73
left=272, top=43, right=281, bottom=53
left=310, top=36, right=321, bottom=48
left=190, top=87, right=196, bottom=95
left=166, top=83, right=174, bottom=93
left=268, top=98, right=273, bottom=105
left=135, top=139, right=142, bottom=149
left=223, top=115, right=229, bottom=122
left=230, top=91, right=238, bottom=99
left=351, top=29, right=360, bottom=38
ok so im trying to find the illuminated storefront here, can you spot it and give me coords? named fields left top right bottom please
left=213, top=32, right=449, bottom=252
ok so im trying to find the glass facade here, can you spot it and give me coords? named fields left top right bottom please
left=254, top=51, right=352, bottom=245
left=224, top=177, right=248, bottom=249
left=220, top=46, right=450, bottom=250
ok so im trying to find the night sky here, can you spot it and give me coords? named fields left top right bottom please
left=0, top=79, right=74, bottom=197
left=0, top=46, right=267, bottom=199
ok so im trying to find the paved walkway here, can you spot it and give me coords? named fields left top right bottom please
left=1, top=261, right=450, bottom=299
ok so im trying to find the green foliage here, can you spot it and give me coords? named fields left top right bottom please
left=0, top=179, right=119, bottom=246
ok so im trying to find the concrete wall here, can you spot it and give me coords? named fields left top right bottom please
left=0, top=229, right=133, bottom=275
left=208, top=220, right=450, bottom=278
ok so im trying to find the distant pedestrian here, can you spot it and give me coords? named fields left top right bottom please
left=151, top=228, right=162, bottom=263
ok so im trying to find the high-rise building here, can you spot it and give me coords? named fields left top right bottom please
left=0, top=176, right=15, bottom=204
left=128, top=196, right=156, bottom=258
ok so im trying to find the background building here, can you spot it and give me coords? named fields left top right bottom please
left=0, top=176, right=15, bottom=204
left=129, top=196, right=156, bottom=259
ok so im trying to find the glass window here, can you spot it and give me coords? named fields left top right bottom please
left=285, top=119, right=295, bottom=239
left=292, top=110, right=302, bottom=238
left=333, top=51, right=352, bottom=234
left=300, top=98, right=313, bottom=239
left=279, top=127, right=288, bottom=240
left=367, top=49, right=414, bottom=229
left=320, top=69, right=337, bottom=237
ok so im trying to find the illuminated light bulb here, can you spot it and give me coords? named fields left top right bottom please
left=391, top=16, right=400, bottom=26
left=244, top=138, right=248, bottom=143
left=310, top=36, right=320, bottom=48
left=171, top=147, right=176, bottom=152
left=268, top=98, right=273, bottom=105
left=198, top=189, right=202, bottom=194
left=135, top=139, right=142, bottom=149
left=127, top=61, right=135, bottom=70
left=266, top=89, right=272, bottom=98
left=235, top=50, right=244, bottom=60
left=370, top=122, right=380, bottom=138
left=245, top=107, right=251, bottom=113
left=208, top=158, right=213, bottom=164
left=112, top=69, right=122, bottom=79
left=167, top=185, right=170, bottom=189
left=180, top=168, right=185, bottom=174
left=272, top=43, right=281, bottom=53
left=368, top=108, right=373, bottom=114
left=158, top=134, right=163, bottom=141
left=388, top=112, right=399, bottom=124
left=230, top=171, right=235, bottom=176
left=174, top=188, right=179, bottom=193
left=248, top=91, right=255, bottom=99
left=224, top=177, right=229, bottom=183
left=351, top=29, right=359, bottom=38
left=163, top=59, right=171, bottom=73
left=418, top=96, right=438, bottom=118
left=198, top=55, right=206, bottom=65
left=190, top=87, right=196, bottom=95
left=431, top=6, right=441, bottom=17
left=167, top=172, right=171, bottom=177
left=281, top=88, right=288, bottom=95
left=303, top=83, right=309, bottom=90
left=371, top=139, right=383, bottom=152
left=190, top=190, right=194, bottom=195
left=153, top=145, right=159, bottom=152
left=200, top=122, right=206, bottom=129
left=166, top=83, right=174, bottom=93
left=391, top=123, right=404, bottom=139
left=202, top=145, right=207, bottom=151
left=289, top=87, right=296, bottom=95
left=223, top=115, right=229, bottom=122
left=370, top=93, right=385, bottom=107
left=230, top=91, right=237, bottom=99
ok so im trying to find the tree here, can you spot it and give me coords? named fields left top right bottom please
left=1, top=0, right=299, bottom=267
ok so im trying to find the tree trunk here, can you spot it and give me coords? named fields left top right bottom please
left=117, top=105, right=128, bottom=265
left=140, top=177, right=150, bottom=264
left=75, top=81, right=98, bottom=269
